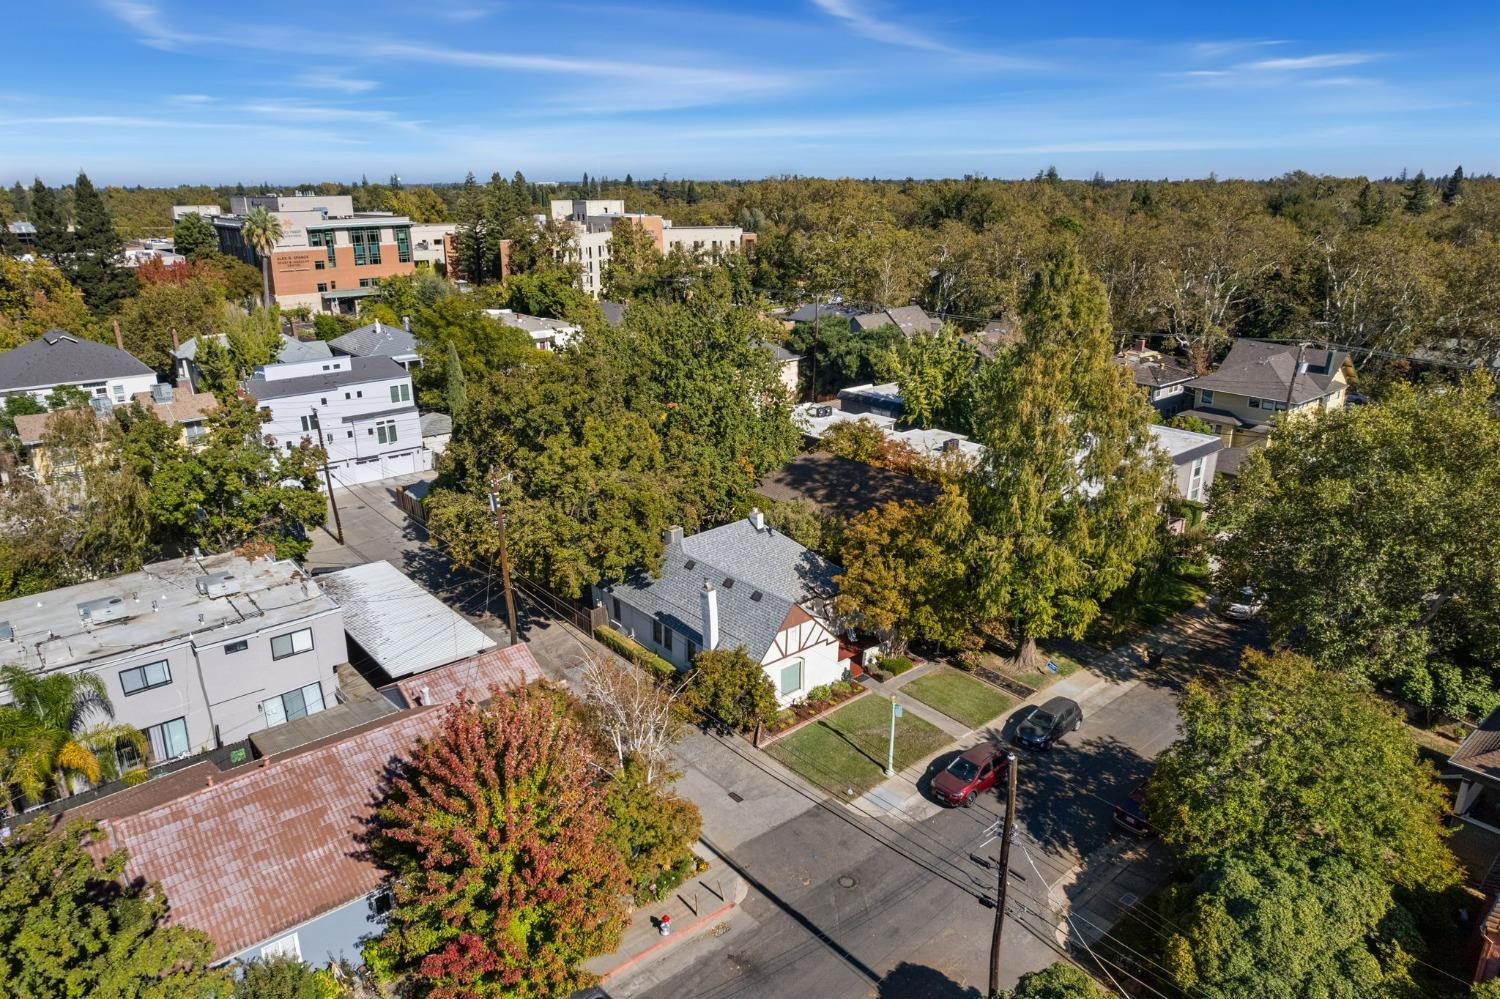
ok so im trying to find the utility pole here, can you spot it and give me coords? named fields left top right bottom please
left=487, top=472, right=520, bottom=646
left=884, top=698, right=901, bottom=777
left=989, top=752, right=1019, bottom=998
left=310, top=408, right=343, bottom=545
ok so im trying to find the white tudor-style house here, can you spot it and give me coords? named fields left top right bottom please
left=595, top=510, right=845, bottom=704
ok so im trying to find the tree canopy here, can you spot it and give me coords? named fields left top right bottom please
left=1211, top=375, right=1500, bottom=717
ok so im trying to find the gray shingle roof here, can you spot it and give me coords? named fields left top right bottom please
left=328, top=321, right=417, bottom=361
left=244, top=356, right=407, bottom=402
left=420, top=411, right=452, bottom=437
left=599, top=301, right=626, bottom=327
left=0, top=330, right=153, bottom=392
left=601, top=517, right=841, bottom=662
left=1188, top=340, right=1348, bottom=405
left=1451, top=706, right=1500, bottom=781
left=172, top=334, right=330, bottom=364
left=852, top=305, right=939, bottom=336
left=1116, top=354, right=1195, bottom=388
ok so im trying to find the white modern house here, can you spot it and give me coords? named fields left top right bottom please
left=596, top=511, right=844, bottom=705
left=244, top=355, right=424, bottom=486
left=0, top=330, right=158, bottom=407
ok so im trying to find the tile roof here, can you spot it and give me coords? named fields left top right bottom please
left=1451, top=706, right=1500, bottom=781
left=318, top=561, right=495, bottom=680
left=0, top=330, right=153, bottom=392
left=91, top=708, right=444, bottom=960
left=244, top=355, right=407, bottom=402
left=602, top=516, right=841, bottom=662
left=328, top=321, right=418, bottom=361
left=1188, top=340, right=1348, bottom=405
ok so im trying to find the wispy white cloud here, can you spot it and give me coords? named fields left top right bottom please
left=297, top=72, right=379, bottom=94
left=238, top=100, right=421, bottom=129
left=1189, top=39, right=1288, bottom=60
left=99, top=0, right=193, bottom=48
left=168, top=93, right=215, bottom=104
left=1248, top=52, right=1378, bottom=71
left=810, top=0, right=948, bottom=53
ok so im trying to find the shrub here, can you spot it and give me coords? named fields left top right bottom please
left=879, top=656, right=915, bottom=676
left=595, top=625, right=677, bottom=682
left=680, top=648, right=779, bottom=734
left=805, top=684, right=833, bottom=705
left=953, top=651, right=981, bottom=672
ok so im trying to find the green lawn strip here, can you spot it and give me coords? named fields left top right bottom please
left=1009, top=651, right=1083, bottom=692
left=765, top=695, right=951, bottom=797
left=901, top=669, right=1015, bottom=730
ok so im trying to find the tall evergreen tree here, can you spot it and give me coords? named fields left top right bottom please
left=1403, top=170, right=1435, bottom=214
left=8, top=181, right=27, bottom=218
left=1356, top=181, right=1390, bottom=226
left=29, top=179, right=68, bottom=261
left=64, top=172, right=136, bottom=312
left=444, top=339, right=468, bottom=416
left=1443, top=165, right=1466, bottom=206
left=964, top=245, right=1168, bottom=668
left=452, top=172, right=489, bottom=284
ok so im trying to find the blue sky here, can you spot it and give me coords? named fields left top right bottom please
left=3, top=0, right=1498, bottom=185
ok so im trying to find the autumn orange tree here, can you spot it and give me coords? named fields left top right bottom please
left=369, top=688, right=628, bottom=998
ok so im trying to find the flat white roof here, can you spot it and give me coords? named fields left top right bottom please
left=318, top=561, right=494, bottom=679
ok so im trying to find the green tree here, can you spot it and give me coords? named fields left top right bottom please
left=1160, top=853, right=1416, bottom=999
left=1150, top=650, right=1458, bottom=892
left=601, top=217, right=661, bottom=300
left=1166, top=412, right=1213, bottom=434
left=1357, top=181, right=1391, bottom=227
left=0, top=820, right=229, bottom=998
left=834, top=490, right=972, bottom=654
left=116, top=276, right=224, bottom=371
left=145, top=396, right=327, bottom=560
left=171, top=212, right=218, bottom=259
left=64, top=172, right=137, bottom=313
left=231, top=955, right=341, bottom=999
left=0, top=665, right=146, bottom=808
left=1404, top=170, right=1436, bottom=215
left=370, top=689, right=628, bottom=998
left=681, top=647, right=779, bottom=734
left=784, top=315, right=902, bottom=398
left=880, top=324, right=979, bottom=431
left=0, top=256, right=96, bottom=347
left=965, top=245, right=1169, bottom=668
left=819, top=418, right=890, bottom=464
left=412, top=294, right=535, bottom=410
left=496, top=267, right=606, bottom=334
left=28, top=178, right=69, bottom=261
left=1002, top=963, right=1103, bottom=999
left=241, top=206, right=283, bottom=309
left=444, top=339, right=468, bottom=417
left=602, top=758, right=702, bottom=902
left=1443, top=165, right=1466, bottom=206
left=1210, top=376, right=1500, bottom=716
left=452, top=172, right=490, bottom=283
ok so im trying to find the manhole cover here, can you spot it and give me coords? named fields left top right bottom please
left=837, top=875, right=858, bottom=889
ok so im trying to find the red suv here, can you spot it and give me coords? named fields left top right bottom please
left=932, top=744, right=1008, bottom=807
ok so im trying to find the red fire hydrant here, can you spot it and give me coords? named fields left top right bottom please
left=659, top=913, right=672, bottom=937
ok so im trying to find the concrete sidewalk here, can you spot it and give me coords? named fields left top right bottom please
left=583, top=845, right=747, bottom=987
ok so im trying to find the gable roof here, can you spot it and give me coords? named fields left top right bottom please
left=390, top=644, right=547, bottom=709
left=602, top=517, right=841, bottom=662
left=328, top=320, right=418, bottom=361
left=172, top=334, right=330, bottom=364
left=1116, top=353, right=1195, bottom=388
left=1188, top=340, right=1348, bottom=405
left=756, top=450, right=939, bottom=519
left=0, top=330, right=153, bottom=392
left=851, top=305, right=939, bottom=336
left=244, top=355, right=407, bottom=402
left=1451, top=706, right=1500, bottom=782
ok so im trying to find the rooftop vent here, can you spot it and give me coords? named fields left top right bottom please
left=811, top=405, right=834, bottom=418
left=78, top=595, right=130, bottom=625
left=722, top=578, right=735, bottom=589
left=942, top=438, right=961, bottom=453
left=684, top=559, right=696, bottom=571
left=195, top=571, right=240, bottom=599
left=150, top=382, right=174, bottom=404
left=750, top=590, right=763, bottom=602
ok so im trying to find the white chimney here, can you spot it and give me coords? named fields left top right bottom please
left=749, top=507, right=765, bottom=531
left=700, top=580, right=720, bottom=651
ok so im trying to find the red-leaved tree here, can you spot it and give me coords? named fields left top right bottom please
left=369, top=686, right=628, bottom=998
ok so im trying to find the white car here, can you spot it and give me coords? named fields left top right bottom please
left=1223, top=587, right=1265, bottom=621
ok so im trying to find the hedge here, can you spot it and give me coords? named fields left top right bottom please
left=879, top=656, right=915, bottom=676
left=595, top=625, right=678, bottom=682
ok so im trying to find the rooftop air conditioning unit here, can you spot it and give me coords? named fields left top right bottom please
left=812, top=405, right=834, bottom=418
left=942, top=438, right=961, bottom=453
left=78, top=595, right=129, bottom=624
left=195, top=571, right=241, bottom=598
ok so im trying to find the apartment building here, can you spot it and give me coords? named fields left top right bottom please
left=245, top=354, right=424, bottom=485
left=409, top=222, right=456, bottom=272
left=213, top=193, right=415, bottom=315
left=0, top=554, right=346, bottom=765
left=547, top=198, right=754, bottom=298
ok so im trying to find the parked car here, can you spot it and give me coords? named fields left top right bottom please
left=1013, top=697, right=1082, bottom=750
left=1113, top=783, right=1153, bottom=837
left=931, top=744, right=1008, bottom=807
left=1222, top=586, right=1265, bottom=621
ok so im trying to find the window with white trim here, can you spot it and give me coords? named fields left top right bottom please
left=145, top=717, right=190, bottom=762
left=300, top=413, right=320, bottom=432
left=260, top=933, right=301, bottom=961
left=779, top=659, right=804, bottom=698
left=270, top=627, right=313, bottom=660
left=120, top=660, right=171, bottom=695
left=263, top=682, right=326, bottom=727
left=1187, top=456, right=1206, bottom=502
left=375, top=419, right=398, bottom=445
left=389, top=383, right=411, bottom=403
left=1199, top=389, right=1214, bottom=405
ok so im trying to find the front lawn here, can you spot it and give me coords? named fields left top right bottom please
left=969, top=649, right=1084, bottom=692
left=765, top=694, right=950, bottom=797
left=901, top=669, right=1014, bottom=730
